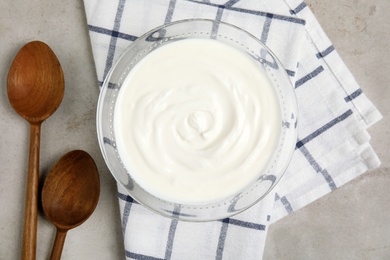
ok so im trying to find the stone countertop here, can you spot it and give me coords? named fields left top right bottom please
left=0, top=0, right=388, bottom=259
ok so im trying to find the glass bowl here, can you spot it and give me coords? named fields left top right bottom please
left=97, top=19, right=298, bottom=221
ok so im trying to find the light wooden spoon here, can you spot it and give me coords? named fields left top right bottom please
left=42, top=150, right=100, bottom=260
left=7, top=41, right=64, bottom=260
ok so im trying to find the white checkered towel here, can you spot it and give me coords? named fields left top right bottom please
left=83, top=0, right=382, bottom=259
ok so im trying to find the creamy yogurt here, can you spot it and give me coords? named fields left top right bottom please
left=114, top=38, right=281, bottom=204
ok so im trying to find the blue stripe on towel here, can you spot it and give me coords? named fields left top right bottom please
left=295, top=66, right=324, bottom=88
left=316, top=45, right=335, bottom=59
left=290, top=2, right=307, bottom=15
left=296, top=109, right=353, bottom=149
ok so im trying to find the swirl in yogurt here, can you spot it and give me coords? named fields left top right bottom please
left=114, top=38, right=281, bottom=204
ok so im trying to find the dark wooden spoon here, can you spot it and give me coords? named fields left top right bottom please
left=42, top=150, right=100, bottom=260
left=7, top=41, right=64, bottom=260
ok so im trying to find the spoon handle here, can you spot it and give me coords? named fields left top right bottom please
left=50, top=229, right=68, bottom=260
left=22, top=123, right=41, bottom=260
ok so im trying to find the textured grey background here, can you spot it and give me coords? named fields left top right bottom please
left=0, top=0, right=388, bottom=259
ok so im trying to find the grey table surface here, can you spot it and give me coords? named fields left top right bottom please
left=0, top=0, right=388, bottom=259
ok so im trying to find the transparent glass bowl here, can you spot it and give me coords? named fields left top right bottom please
left=97, top=19, right=298, bottom=221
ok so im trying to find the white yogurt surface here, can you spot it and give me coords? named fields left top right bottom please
left=114, top=38, right=281, bottom=204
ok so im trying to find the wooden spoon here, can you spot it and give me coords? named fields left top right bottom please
left=42, top=150, right=100, bottom=260
left=7, top=41, right=64, bottom=260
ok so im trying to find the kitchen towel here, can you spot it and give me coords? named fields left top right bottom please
left=83, top=0, right=382, bottom=259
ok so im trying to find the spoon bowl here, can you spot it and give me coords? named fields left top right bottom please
left=8, top=41, right=64, bottom=123
left=7, top=41, right=64, bottom=259
left=42, top=150, right=100, bottom=260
